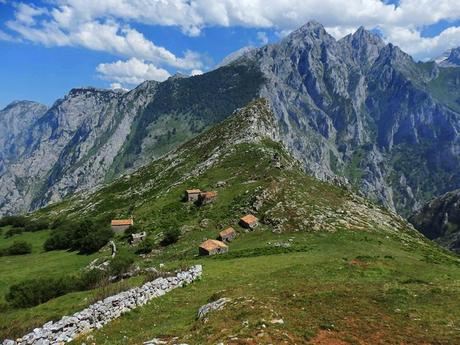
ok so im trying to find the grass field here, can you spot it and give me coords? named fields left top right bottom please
left=63, top=230, right=460, bottom=345
left=2, top=226, right=459, bottom=343
left=0, top=229, right=102, bottom=302
left=0, top=227, right=104, bottom=337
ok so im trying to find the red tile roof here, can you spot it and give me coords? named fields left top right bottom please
left=199, top=239, right=228, bottom=251
left=200, top=191, right=218, bottom=199
left=240, top=214, right=258, bottom=224
left=186, top=189, right=201, bottom=194
left=219, top=227, right=236, bottom=237
left=111, top=219, right=134, bottom=226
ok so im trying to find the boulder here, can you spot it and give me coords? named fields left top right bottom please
left=197, top=298, right=231, bottom=319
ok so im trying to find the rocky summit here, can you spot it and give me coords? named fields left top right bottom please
left=436, top=47, right=460, bottom=67
left=1, top=22, right=460, bottom=218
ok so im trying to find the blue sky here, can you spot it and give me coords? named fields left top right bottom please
left=1, top=0, right=460, bottom=109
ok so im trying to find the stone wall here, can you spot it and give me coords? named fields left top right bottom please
left=3, top=265, right=202, bottom=345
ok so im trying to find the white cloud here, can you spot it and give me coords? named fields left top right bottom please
left=110, top=82, right=129, bottom=91
left=385, top=25, right=460, bottom=61
left=14, top=3, right=47, bottom=26
left=257, top=31, right=268, bottom=45
left=5, top=2, right=203, bottom=70
left=0, top=29, right=14, bottom=41
left=3, top=0, right=460, bottom=61
left=190, top=69, right=203, bottom=76
left=325, top=26, right=358, bottom=40
left=97, top=58, right=171, bottom=86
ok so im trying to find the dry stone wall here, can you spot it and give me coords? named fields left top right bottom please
left=2, top=265, right=202, bottom=345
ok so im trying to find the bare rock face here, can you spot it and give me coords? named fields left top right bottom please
left=0, top=101, right=47, bottom=174
left=236, top=22, right=460, bottom=216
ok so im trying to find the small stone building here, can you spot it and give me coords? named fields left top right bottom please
left=239, top=214, right=258, bottom=229
left=198, top=191, right=218, bottom=205
left=186, top=189, right=202, bottom=202
left=111, top=219, right=134, bottom=233
left=199, top=239, right=228, bottom=256
left=218, top=227, right=237, bottom=242
left=130, top=231, right=147, bottom=244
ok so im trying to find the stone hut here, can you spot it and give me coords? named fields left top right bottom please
left=239, top=214, right=258, bottom=229
left=218, top=227, right=237, bottom=242
left=130, top=231, right=147, bottom=244
left=199, top=239, right=228, bottom=256
left=198, top=191, right=218, bottom=205
left=111, top=219, right=134, bottom=233
left=186, top=189, right=202, bottom=202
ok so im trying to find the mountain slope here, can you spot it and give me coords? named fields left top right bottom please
left=409, top=189, right=460, bottom=253
left=37, top=98, right=416, bottom=240
left=0, top=101, right=47, bottom=174
left=0, top=62, right=263, bottom=215
left=3, top=21, right=460, bottom=218
left=2, top=100, right=460, bottom=344
left=245, top=22, right=460, bottom=216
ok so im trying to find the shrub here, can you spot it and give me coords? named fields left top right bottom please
left=0, top=215, right=28, bottom=228
left=24, top=220, right=49, bottom=232
left=4, top=227, right=24, bottom=238
left=0, top=241, right=32, bottom=256
left=77, top=226, right=113, bottom=254
left=5, top=269, right=109, bottom=308
left=6, top=276, right=75, bottom=308
left=44, top=219, right=113, bottom=254
left=43, top=229, right=73, bottom=251
left=78, top=269, right=108, bottom=290
left=122, top=225, right=141, bottom=239
left=50, top=218, right=66, bottom=229
left=110, top=250, right=135, bottom=276
left=135, top=238, right=155, bottom=254
left=161, top=228, right=181, bottom=246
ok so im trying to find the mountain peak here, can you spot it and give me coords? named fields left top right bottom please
left=210, top=98, right=280, bottom=146
left=2, top=100, right=40, bottom=111
left=437, top=47, right=460, bottom=67
left=339, top=26, right=385, bottom=66
left=299, top=20, right=324, bottom=30
left=351, top=26, right=384, bottom=45
left=288, top=20, right=329, bottom=40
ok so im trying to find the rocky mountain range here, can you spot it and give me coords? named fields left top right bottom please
left=1, top=21, right=460, bottom=217
left=0, top=64, right=262, bottom=215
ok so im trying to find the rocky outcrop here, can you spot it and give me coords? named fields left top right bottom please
left=409, top=190, right=460, bottom=252
left=2, top=265, right=202, bottom=345
left=197, top=298, right=231, bottom=319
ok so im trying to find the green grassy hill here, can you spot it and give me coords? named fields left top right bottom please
left=1, top=99, right=460, bottom=344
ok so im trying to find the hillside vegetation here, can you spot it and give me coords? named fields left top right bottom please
left=1, top=100, right=460, bottom=344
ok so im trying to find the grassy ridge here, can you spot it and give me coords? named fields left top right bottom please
left=1, top=100, right=459, bottom=343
